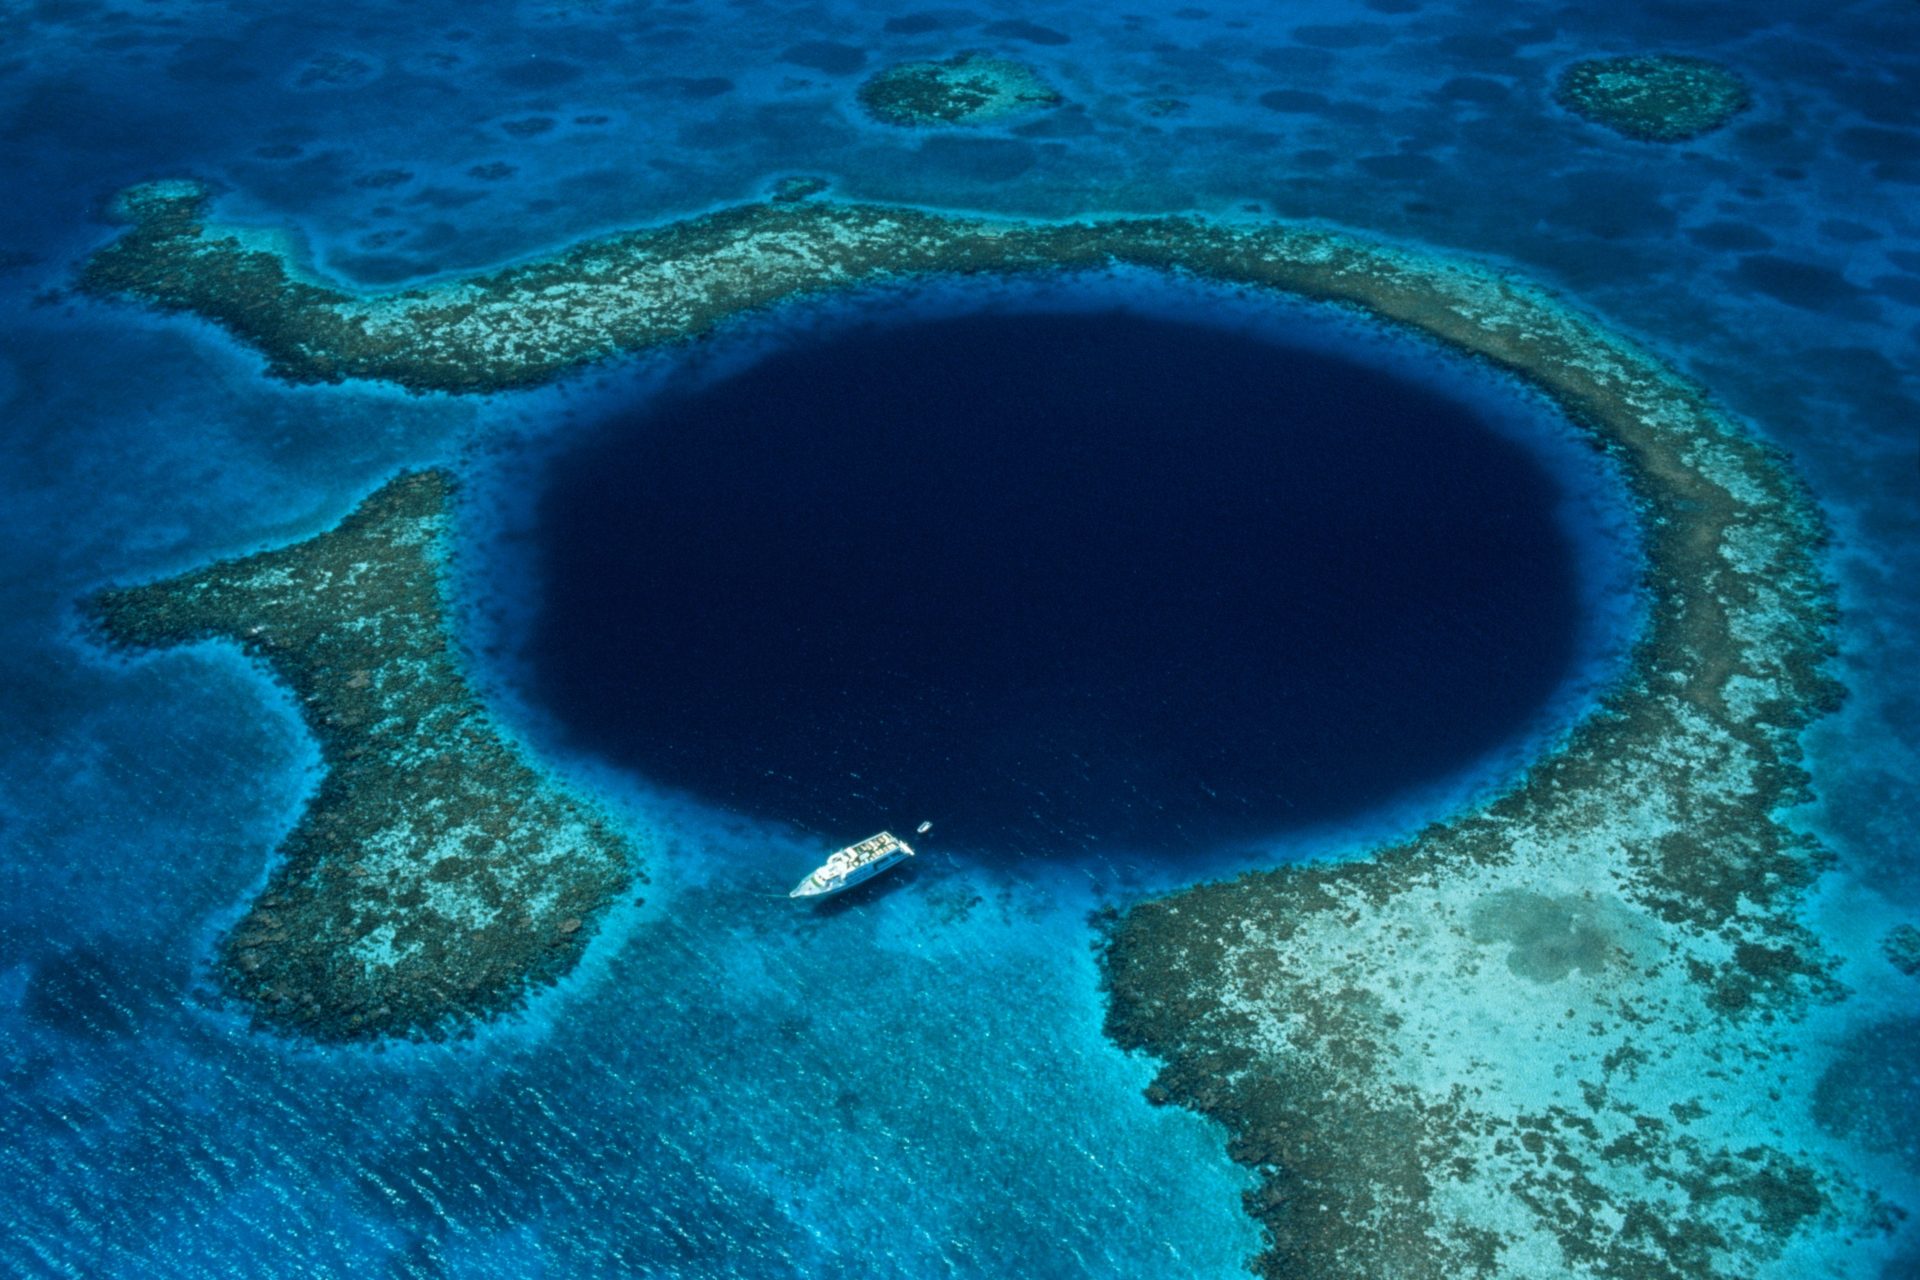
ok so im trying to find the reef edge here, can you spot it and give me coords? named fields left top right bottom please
left=86, top=470, right=639, bottom=1044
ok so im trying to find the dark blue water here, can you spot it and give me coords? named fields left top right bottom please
left=528, top=309, right=1580, bottom=856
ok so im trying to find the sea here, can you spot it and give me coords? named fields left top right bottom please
left=0, top=0, right=1914, bottom=1277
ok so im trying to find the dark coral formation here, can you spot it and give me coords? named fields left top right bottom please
left=75, top=181, right=1882, bottom=1269
left=768, top=174, right=830, bottom=203
left=1556, top=54, right=1750, bottom=143
left=1885, top=923, right=1920, bottom=977
left=856, top=52, right=1061, bottom=127
left=83, top=178, right=1077, bottom=393
left=87, top=472, right=636, bottom=1043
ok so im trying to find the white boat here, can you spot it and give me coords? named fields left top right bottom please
left=790, top=828, right=922, bottom=898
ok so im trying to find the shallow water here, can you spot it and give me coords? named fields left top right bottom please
left=2, top=0, right=1915, bottom=1276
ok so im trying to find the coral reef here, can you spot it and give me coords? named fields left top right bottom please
left=77, top=182, right=1891, bottom=1270
left=87, top=472, right=637, bottom=1043
left=1885, top=923, right=1920, bottom=977
left=1099, top=258, right=1879, bottom=1273
left=856, top=53, right=1060, bottom=127
left=1556, top=54, right=1750, bottom=143
left=768, top=174, right=830, bottom=203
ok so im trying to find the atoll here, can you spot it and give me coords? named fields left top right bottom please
left=1556, top=54, right=1751, bottom=143
left=87, top=471, right=637, bottom=1043
left=76, top=182, right=1890, bottom=1271
left=856, top=52, right=1061, bottom=127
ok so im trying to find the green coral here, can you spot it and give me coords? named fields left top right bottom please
left=1556, top=54, right=1751, bottom=143
left=87, top=472, right=638, bottom=1043
left=856, top=52, right=1061, bottom=127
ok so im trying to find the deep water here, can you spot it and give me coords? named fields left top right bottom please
left=2, top=0, right=1916, bottom=1276
left=526, top=305, right=1594, bottom=859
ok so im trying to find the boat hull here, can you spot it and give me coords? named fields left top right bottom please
left=790, top=834, right=915, bottom=898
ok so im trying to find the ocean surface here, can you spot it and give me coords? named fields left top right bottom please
left=1, top=0, right=1914, bottom=1277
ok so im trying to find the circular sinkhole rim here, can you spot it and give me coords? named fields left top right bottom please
left=451, top=266, right=1648, bottom=883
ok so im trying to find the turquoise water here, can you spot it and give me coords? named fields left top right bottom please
left=2, top=0, right=1915, bottom=1275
